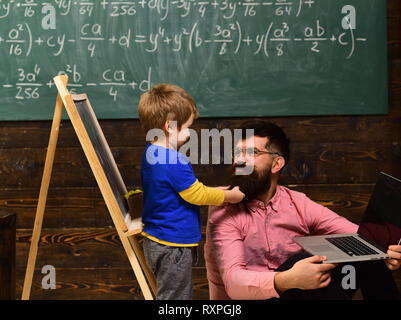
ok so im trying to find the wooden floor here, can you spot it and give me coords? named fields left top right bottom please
left=0, top=0, right=400, bottom=300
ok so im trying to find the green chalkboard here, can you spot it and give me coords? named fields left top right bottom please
left=0, top=0, right=387, bottom=120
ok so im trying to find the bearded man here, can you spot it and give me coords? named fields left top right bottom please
left=204, top=120, right=401, bottom=300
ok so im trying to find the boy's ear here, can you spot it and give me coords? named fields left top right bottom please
left=164, top=120, right=171, bottom=133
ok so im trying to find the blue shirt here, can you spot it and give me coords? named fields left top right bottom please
left=141, top=144, right=201, bottom=244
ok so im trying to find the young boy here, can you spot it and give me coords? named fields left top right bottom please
left=136, top=83, right=244, bottom=300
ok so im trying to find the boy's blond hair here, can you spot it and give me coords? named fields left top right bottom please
left=138, top=84, right=199, bottom=133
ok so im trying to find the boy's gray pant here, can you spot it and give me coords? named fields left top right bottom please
left=143, top=237, right=193, bottom=300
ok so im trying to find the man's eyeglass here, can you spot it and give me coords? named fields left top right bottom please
left=233, top=147, right=282, bottom=158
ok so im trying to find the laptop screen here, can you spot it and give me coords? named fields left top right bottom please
left=358, top=172, right=401, bottom=249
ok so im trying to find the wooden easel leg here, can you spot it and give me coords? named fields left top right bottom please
left=119, top=233, right=154, bottom=300
left=21, top=76, right=68, bottom=300
left=128, top=235, right=157, bottom=297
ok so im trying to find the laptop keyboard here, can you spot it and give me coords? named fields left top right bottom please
left=326, top=236, right=379, bottom=256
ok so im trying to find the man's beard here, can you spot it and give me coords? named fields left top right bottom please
left=228, top=163, right=272, bottom=203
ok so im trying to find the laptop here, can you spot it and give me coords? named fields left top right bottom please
left=293, top=172, right=401, bottom=263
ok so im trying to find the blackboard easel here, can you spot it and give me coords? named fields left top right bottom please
left=21, top=75, right=156, bottom=300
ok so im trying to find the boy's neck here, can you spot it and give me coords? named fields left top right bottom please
left=152, top=137, right=177, bottom=150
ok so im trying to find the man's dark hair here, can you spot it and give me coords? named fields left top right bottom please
left=241, top=119, right=290, bottom=170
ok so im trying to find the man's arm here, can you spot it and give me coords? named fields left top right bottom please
left=274, top=256, right=337, bottom=294
left=208, top=205, right=280, bottom=300
left=304, top=197, right=358, bottom=235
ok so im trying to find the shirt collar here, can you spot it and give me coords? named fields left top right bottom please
left=245, top=185, right=281, bottom=213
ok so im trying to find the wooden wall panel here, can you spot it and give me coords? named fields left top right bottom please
left=0, top=184, right=382, bottom=229
left=0, top=210, right=16, bottom=299
left=0, top=141, right=400, bottom=188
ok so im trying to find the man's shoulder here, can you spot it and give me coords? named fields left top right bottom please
left=278, top=185, right=322, bottom=213
left=209, top=202, right=237, bottom=215
left=208, top=202, right=247, bottom=224
left=278, top=185, right=308, bottom=201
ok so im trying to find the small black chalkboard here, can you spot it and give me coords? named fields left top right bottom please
left=73, top=94, right=130, bottom=219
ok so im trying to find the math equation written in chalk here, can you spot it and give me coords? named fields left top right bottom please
left=0, top=1, right=385, bottom=120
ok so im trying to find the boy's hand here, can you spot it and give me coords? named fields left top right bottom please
left=224, top=186, right=245, bottom=204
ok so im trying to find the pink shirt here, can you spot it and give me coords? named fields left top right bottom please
left=204, top=185, right=358, bottom=300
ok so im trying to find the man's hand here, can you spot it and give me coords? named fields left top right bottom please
left=274, top=255, right=337, bottom=294
left=385, top=245, right=401, bottom=271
